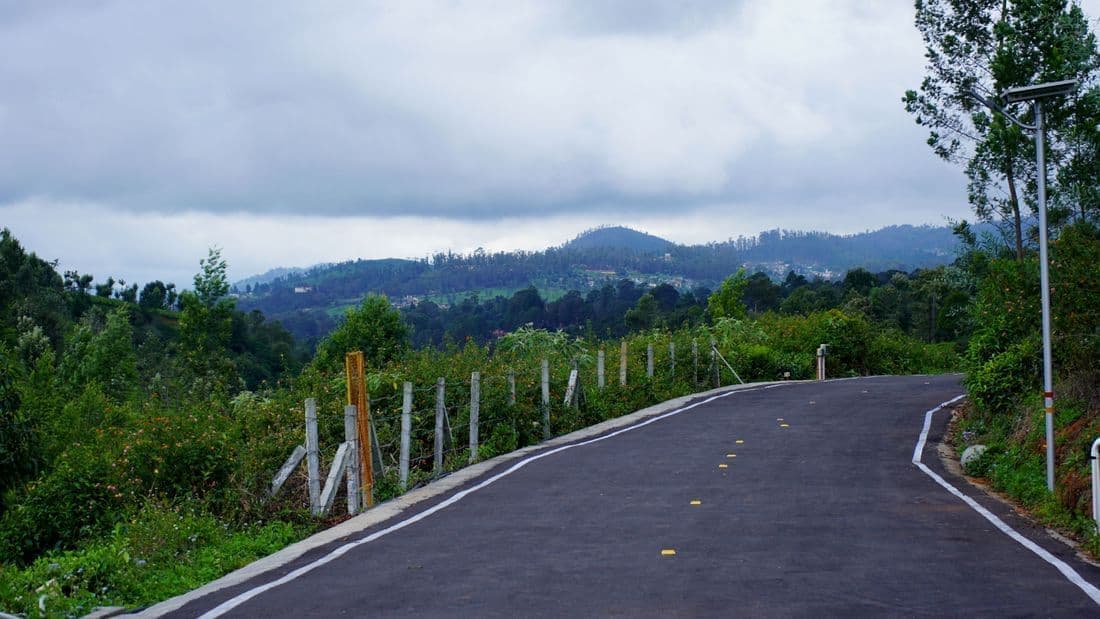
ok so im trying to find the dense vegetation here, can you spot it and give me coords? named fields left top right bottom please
left=0, top=224, right=965, bottom=616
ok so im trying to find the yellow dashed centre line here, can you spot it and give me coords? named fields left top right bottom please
left=735, top=439, right=745, bottom=444
left=726, top=453, right=736, bottom=458
left=718, top=463, right=729, bottom=469
left=690, top=500, right=702, bottom=506
left=661, top=549, right=677, bottom=556
left=780, top=423, right=790, bottom=428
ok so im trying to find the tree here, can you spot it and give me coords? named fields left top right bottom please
left=904, top=0, right=1100, bottom=259
left=314, top=295, right=408, bottom=371
left=707, top=270, right=748, bottom=321
left=194, top=248, right=230, bottom=306
left=178, top=249, right=236, bottom=379
left=624, top=293, right=659, bottom=331
left=139, top=281, right=169, bottom=311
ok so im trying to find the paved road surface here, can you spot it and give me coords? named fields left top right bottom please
left=164, top=375, right=1100, bottom=617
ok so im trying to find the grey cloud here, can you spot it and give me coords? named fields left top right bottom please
left=0, top=1, right=985, bottom=221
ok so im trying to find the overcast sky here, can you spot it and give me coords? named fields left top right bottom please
left=3, top=1, right=1098, bottom=287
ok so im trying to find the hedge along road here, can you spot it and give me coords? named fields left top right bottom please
left=150, top=375, right=1100, bottom=617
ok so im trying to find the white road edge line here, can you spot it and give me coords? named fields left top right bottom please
left=914, top=395, right=1100, bottom=606
left=197, top=384, right=772, bottom=618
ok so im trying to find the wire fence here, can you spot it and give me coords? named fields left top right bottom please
left=280, top=334, right=792, bottom=516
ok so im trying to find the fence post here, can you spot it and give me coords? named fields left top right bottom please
left=507, top=369, right=516, bottom=406
left=305, top=398, right=320, bottom=514
left=541, top=359, right=551, bottom=440
left=711, top=338, right=720, bottom=388
left=344, top=405, right=361, bottom=515
left=647, top=344, right=654, bottom=378
left=469, top=371, right=480, bottom=464
left=400, top=382, right=412, bottom=491
left=692, top=340, right=699, bottom=386
left=669, top=342, right=676, bottom=378
left=597, top=347, right=606, bottom=389
left=620, top=341, right=628, bottom=386
left=435, top=377, right=445, bottom=475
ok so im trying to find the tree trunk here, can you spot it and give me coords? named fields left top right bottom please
left=1005, top=158, right=1024, bottom=262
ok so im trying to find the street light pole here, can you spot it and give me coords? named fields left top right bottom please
left=1034, top=102, right=1056, bottom=492
left=971, top=78, right=1076, bottom=492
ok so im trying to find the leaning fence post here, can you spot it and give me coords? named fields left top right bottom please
left=469, top=371, right=480, bottom=464
left=620, top=341, right=628, bottom=386
left=305, top=398, right=320, bottom=513
left=435, top=377, right=446, bottom=475
left=647, top=344, right=654, bottom=378
left=344, top=405, right=361, bottom=515
left=541, top=359, right=551, bottom=440
left=711, top=338, right=720, bottom=388
left=597, top=347, right=606, bottom=389
left=400, top=382, right=412, bottom=491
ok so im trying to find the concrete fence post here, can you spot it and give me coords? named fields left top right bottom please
left=305, top=398, right=320, bottom=513
left=400, top=382, right=412, bottom=491
left=469, top=371, right=480, bottom=464
left=620, top=341, right=628, bottom=386
left=435, top=377, right=445, bottom=475
left=597, top=347, right=606, bottom=389
left=541, top=359, right=551, bottom=439
left=647, top=344, right=654, bottom=378
left=344, top=405, right=361, bottom=515
left=669, top=341, right=676, bottom=378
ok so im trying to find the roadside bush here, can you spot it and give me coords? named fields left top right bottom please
left=0, top=443, right=125, bottom=565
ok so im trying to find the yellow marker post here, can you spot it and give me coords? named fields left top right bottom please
left=661, top=549, right=677, bottom=556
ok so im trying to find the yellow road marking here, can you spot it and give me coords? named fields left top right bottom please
left=661, top=549, right=676, bottom=556
left=735, top=439, right=745, bottom=444
left=718, top=463, right=729, bottom=469
left=726, top=453, right=736, bottom=458
left=780, top=423, right=790, bottom=428
left=690, top=500, right=702, bottom=505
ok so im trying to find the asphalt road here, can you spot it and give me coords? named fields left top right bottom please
left=165, top=375, right=1100, bottom=617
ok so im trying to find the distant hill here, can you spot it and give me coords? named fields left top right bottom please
left=563, top=226, right=673, bottom=252
left=234, top=265, right=329, bottom=290
left=238, top=223, right=965, bottom=342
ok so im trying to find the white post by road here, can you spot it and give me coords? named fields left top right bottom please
left=435, top=377, right=446, bottom=475
left=344, top=404, right=361, bottom=515
left=469, top=371, right=480, bottom=464
left=305, top=398, right=320, bottom=512
left=400, top=382, right=412, bottom=491
left=619, top=341, right=628, bottom=386
left=541, top=359, right=551, bottom=439
left=646, top=344, right=654, bottom=378
left=1091, top=438, right=1100, bottom=530
left=597, top=348, right=605, bottom=389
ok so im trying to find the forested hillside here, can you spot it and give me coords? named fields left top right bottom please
left=238, top=224, right=964, bottom=343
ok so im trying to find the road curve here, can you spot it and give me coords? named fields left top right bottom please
left=160, top=375, right=1100, bottom=617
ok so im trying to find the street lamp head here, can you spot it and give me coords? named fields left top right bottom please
left=1003, top=79, right=1078, bottom=103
